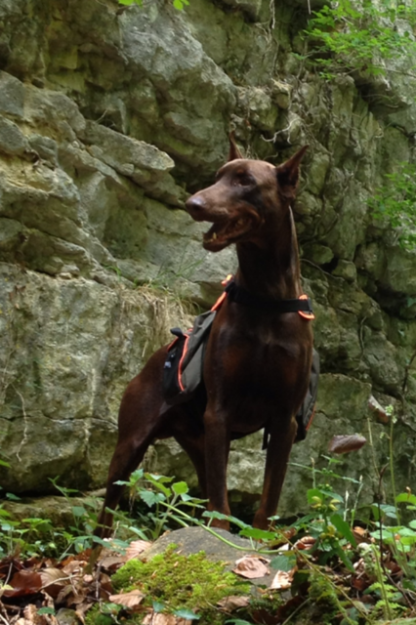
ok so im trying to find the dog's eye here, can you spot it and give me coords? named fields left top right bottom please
left=235, top=172, right=254, bottom=186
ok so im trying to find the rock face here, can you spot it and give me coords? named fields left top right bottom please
left=1, top=0, right=416, bottom=515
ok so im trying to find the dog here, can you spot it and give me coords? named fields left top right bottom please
left=96, top=138, right=313, bottom=537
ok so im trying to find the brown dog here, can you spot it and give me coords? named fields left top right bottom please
left=96, top=140, right=313, bottom=537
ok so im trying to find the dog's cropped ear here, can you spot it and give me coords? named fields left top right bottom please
left=228, top=132, right=244, bottom=161
left=275, top=146, right=308, bottom=200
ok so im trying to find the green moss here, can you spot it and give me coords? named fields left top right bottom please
left=111, top=544, right=250, bottom=622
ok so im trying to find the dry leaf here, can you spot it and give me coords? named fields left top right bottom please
left=269, top=570, right=294, bottom=590
left=233, top=555, right=270, bottom=579
left=3, top=569, right=43, bottom=597
left=97, top=572, right=113, bottom=598
left=40, top=567, right=68, bottom=598
left=125, top=540, right=152, bottom=561
left=23, top=604, right=47, bottom=625
left=98, top=555, right=127, bottom=570
left=368, top=396, right=389, bottom=424
left=294, top=536, right=316, bottom=550
left=61, top=560, right=84, bottom=576
left=328, top=434, right=367, bottom=454
left=217, top=595, right=250, bottom=611
left=109, top=589, right=145, bottom=609
left=277, top=544, right=290, bottom=552
left=353, top=527, right=368, bottom=543
left=142, top=612, right=177, bottom=625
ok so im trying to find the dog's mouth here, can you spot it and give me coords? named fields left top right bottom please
left=203, top=217, right=254, bottom=251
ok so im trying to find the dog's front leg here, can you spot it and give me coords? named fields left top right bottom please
left=203, top=404, right=231, bottom=529
left=253, top=413, right=298, bottom=530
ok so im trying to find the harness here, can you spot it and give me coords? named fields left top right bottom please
left=162, top=278, right=319, bottom=444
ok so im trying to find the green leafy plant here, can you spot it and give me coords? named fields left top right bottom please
left=370, top=163, right=416, bottom=249
left=118, top=0, right=190, bottom=11
left=303, top=0, right=416, bottom=79
left=114, top=469, right=207, bottom=540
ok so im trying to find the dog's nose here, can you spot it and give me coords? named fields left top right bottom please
left=185, top=195, right=206, bottom=213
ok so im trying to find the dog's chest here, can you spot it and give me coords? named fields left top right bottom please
left=210, top=320, right=301, bottom=392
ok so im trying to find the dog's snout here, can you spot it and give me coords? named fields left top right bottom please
left=186, top=195, right=206, bottom=213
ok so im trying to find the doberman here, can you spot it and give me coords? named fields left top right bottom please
left=96, top=138, right=313, bottom=537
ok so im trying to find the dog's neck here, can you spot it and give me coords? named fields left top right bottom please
left=235, top=207, right=302, bottom=301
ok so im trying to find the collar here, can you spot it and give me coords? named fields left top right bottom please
left=223, top=279, right=314, bottom=318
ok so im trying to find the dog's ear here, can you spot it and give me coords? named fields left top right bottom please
left=275, top=146, right=308, bottom=200
left=228, top=132, right=244, bottom=161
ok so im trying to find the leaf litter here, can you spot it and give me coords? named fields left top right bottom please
left=2, top=503, right=416, bottom=625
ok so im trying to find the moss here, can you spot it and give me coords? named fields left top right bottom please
left=85, top=605, right=120, bottom=625
left=111, top=544, right=250, bottom=623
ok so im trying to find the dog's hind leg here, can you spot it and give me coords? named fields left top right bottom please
left=253, top=413, right=298, bottom=530
left=96, top=349, right=169, bottom=538
left=96, top=435, right=152, bottom=538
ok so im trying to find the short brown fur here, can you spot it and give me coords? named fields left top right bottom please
left=96, top=141, right=313, bottom=536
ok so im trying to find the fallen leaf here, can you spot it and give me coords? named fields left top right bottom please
left=23, top=603, right=48, bottom=624
left=98, top=555, right=127, bottom=570
left=269, top=570, right=293, bottom=590
left=97, top=571, right=113, bottom=597
left=143, top=612, right=177, bottom=625
left=217, top=595, right=250, bottom=611
left=294, top=536, right=316, bottom=550
left=109, top=589, right=145, bottom=609
left=353, top=527, right=368, bottom=544
left=125, top=540, right=152, bottom=561
left=40, top=567, right=68, bottom=598
left=368, top=396, right=389, bottom=424
left=61, top=560, right=84, bottom=576
left=83, top=574, right=94, bottom=584
left=3, top=569, right=43, bottom=597
left=328, top=434, right=367, bottom=454
left=233, top=555, right=270, bottom=579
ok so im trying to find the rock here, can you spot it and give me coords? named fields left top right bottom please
left=0, top=263, right=194, bottom=493
left=56, top=609, right=81, bottom=625
left=0, top=70, right=24, bottom=117
left=2, top=495, right=100, bottom=528
left=141, top=526, right=275, bottom=586
left=332, top=260, right=357, bottom=283
left=270, top=81, right=292, bottom=109
left=0, top=115, right=30, bottom=156
left=237, top=87, right=278, bottom=133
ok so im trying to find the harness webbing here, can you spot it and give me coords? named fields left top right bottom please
left=224, top=280, right=314, bottom=315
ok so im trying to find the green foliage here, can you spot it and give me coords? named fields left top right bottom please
left=303, top=0, right=416, bottom=79
left=118, top=0, right=189, bottom=11
left=3, top=454, right=416, bottom=624
left=111, top=545, right=250, bottom=620
left=114, top=469, right=206, bottom=540
left=370, top=162, right=416, bottom=249
left=308, top=569, right=342, bottom=614
left=0, top=478, right=132, bottom=559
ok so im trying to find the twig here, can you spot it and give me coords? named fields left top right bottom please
left=281, top=597, right=310, bottom=625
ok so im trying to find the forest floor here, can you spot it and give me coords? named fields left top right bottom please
left=1, top=466, right=416, bottom=625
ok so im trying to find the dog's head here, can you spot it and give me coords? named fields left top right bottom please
left=185, top=137, right=307, bottom=252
